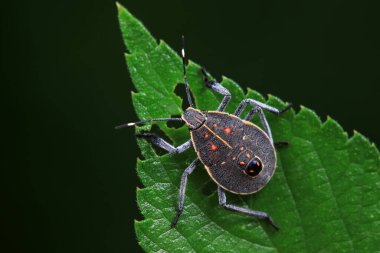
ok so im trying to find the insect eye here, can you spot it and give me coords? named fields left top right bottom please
left=245, top=157, right=263, bottom=177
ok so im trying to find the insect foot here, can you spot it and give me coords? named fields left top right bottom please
left=277, top=103, right=293, bottom=115
left=265, top=216, right=280, bottom=231
left=170, top=209, right=183, bottom=228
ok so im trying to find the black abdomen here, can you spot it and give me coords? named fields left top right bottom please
left=191, top=111, right=276, bottom=194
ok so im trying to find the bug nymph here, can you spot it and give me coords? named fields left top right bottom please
left=116, top=37, right=292, bottom=230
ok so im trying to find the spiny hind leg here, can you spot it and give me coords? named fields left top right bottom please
left=217, top=187, right=279, bottom=230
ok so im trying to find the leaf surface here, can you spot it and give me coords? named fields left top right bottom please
left=117, top=4, right=380, bottom=252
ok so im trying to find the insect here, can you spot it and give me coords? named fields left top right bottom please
left=116, top=37, right=292, bottom=230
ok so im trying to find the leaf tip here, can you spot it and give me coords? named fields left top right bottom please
left=115, top=1, right=123, bottom=11
left=117, top=3, right=157, bottom=54
left=116, top=2, right=130, bottom=17
left=221, top=75, right=229, bottom=81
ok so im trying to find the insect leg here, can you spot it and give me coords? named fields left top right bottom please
left=234, top=99, right=292, bottom=142
left=257, top=107, right=274, bottom=142
left=234, top=99, right=292, bottom=118
left=201, top=68, right=231, bottom=112
left=171, top=159, right=200, bottom=227
left=217, top=187, right=279, bottom=230
left=136, top=133, right=192, bottom=154
left=240, top=106, right=275, bottom=142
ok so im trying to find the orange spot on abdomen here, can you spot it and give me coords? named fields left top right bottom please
left=224, top=127, right=231, bottom=134
left=211, top=144, right=217, bottom=151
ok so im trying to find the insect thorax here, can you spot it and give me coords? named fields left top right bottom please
left=182, top=107, right=206, bottom=130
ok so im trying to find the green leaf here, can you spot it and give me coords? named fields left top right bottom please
left=117, top=3, right=380, bottom=253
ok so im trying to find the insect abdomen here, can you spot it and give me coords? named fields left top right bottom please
left=191, top=111, right=277, bottom=194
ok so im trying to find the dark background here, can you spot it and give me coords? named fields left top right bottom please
left=1, top=0, right=379, bottom=252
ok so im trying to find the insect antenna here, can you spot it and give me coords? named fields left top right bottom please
left=181, top=35, right=195, bottom=108
left=115, top=117, right=184, bottom=129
